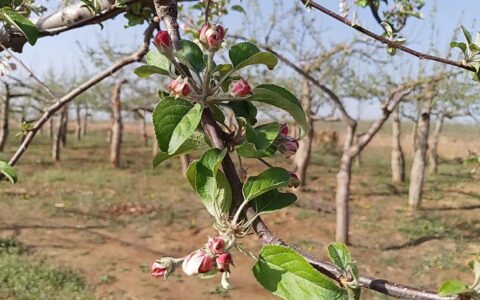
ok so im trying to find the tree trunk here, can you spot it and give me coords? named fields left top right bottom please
left=82, top=104, right=88, bottom=136
left=60, top=104, right=68, bottom=147
left=408, top=98, right=432, bottom=209
left=49, top=118, right=54, bottom=139
left=335, top=124, right=356, bottom=244
left=52, top=110, right=65, bottom=162
left=180, top=155, right=191, bottom=174
left=110, top=80, right=127, bottom=168
left=391, top=105, right=405, bottom=183
left=140, top=112, right=148, bottom=147
left=75, top=103, right=82, bottom=141
left=354, top=134, right=363, bottom=168
left=294, top=79, right=313, bottom=188
left=428, top=113, right=445, bottom=175
left=0, top=84, right=10, bottom=152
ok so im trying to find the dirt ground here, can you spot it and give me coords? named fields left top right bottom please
left=0, top=121, right=479, bottom=299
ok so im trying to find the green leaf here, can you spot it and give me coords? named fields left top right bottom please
left=187, top=149, right=232, bottom=217
left=231, top=5, right=246, bottom=14
left=177, top=40, right=206, bottom=73
left=145, top=51, right=170, bottom=70
left=222, top=101, right=257, bottom=125
left=153, top=133, right=209, bottom=168
left=438, top=280, right=470, bottom=296
left=133, top=65, right=169, bottom=78
left=253, top=245, right=347, bottom=300
left=213, top=64, right=233, bottom=76
left=243, top=167, right=290, bottom=201
left=0, top=8, right=38, bottom=45
left=450, top=42, right=467, bottom=55
left=152, top=98, right=203, bottom=154
left=251, top=84, right=308, bottom=137
left=0, top=161, right=17, bottom=184
left=252, top=190, right=297, bottom=214
left=355, top=0, right=369, bottom=7
left=461, top=25, right=473, bottom=44
left=236, top=122, right=279, bottom=158
left=327, top=243, right=352, bottom=271
left=229, top=42, right=278, bottom=71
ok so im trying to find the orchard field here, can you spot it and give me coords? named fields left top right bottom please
left=0, top=121, right=478, bottom=299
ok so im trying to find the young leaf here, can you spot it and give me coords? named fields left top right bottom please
left=327, top=243, right=352, bottom=271
left=153, top=133, right=209, bottom=168
left=0, top=161, right=17, bottom=184
left=252, top=190, right=297, bottom=214
left=438, top=280, right=470, bottom=296
left=187, top=149, right=232, bottom=217
left=229, top=42, right=278, bottom=71
left=461, top=25, right=473, bottom=45
left=252, top=84, right=308, bottom=137
left=243, top=167, right=290, bottom=201
left=152, top=98, right=203, bottom=155
left=145, top=51, right=170, bottom=70
left=134, top=65, right=169, bottom=78
left=222, top=101, right=257, bottom=125
left=0, top=8, right=38, bottom=45
left=253, top=245, right=347, bottom=300
left=236, top=122, right=279, bottom=158
left=177, top=40, right=206, bottom=73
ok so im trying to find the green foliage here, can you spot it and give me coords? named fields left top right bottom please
left=451, top=26, right=480, bottom=80
left=0, top=7, right=38, bottom=45
left=251, top=84, right=308, bottom=137
left=243, top=167, right=290, bottom=201
left=152, top=98, right=203, bottom=155
left=327, top=243, right=361, bottom=300
left=221, top=101, right=257, bottom=125
left=0, top=161, right=17, bottom=183
left=438, top=259, right=480, bottom=298
left=236, top=121, right=279, bottom=158
left=438, top=280, right=470, bottom=296
left=133, top=51, right=171, bottom=78
left=153, top=133, right=209, bottom=168
left=177, top=40, right=206, bottom=73
left=252, top=190, right=297, bottom=214
left=253, top=245, right=347, bottom=300
left=186, top=149, right=232, bottom=218
left=228, top=42, right=278, bottom=72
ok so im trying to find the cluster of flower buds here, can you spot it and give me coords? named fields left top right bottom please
left=275, top=124, right=299, bottom=158
left=168, top=76, right=191, bottom=97
left=199, top=23, right=226, bottom=52
left=152, top=236, right=234, bottom=289
left=153, top=30, right=173, bottom=54
left=231, top=79, right=252, bottom=97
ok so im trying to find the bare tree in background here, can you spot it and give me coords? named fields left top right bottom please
left=110, top=79, right=127, bottom=168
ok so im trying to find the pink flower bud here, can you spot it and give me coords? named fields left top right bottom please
left=151, top=261, right=168, bottom=278
left=168, top=76, right=191, bottom=97
left=279, top=137, right=299, bottom=158
left=216, top=252, right=233, bottom=273
left=182, top=250, right=213, bottom=276
left=154, top=30, right=172, bottom=53
left=279, top=124, right=289, bottom=137
left=231, top=79, right=251, bottom=97
left=207, top=237, right=225, bottom=254
left=199, top=24, right=226, bottom=51
left=288, top=172, right=301, bottom=188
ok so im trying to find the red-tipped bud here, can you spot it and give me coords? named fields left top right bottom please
left=231, top=79, right=251, bottom=97
left=199, top=24, right=226, bottom=52
left=154, top=30, right=172, bottom=53
left=279, top=124, right=289, bottom=137
left=182, top=250, right=214, bottom=275
left=216, top=252, right=233, bottom=272
left=288, top=172, right=301, bottom=188
left=207, top=237, right=225, bottom=254
left=151, top=261, right=168, bottom=278
left=168, top=76, right=191, bottom=97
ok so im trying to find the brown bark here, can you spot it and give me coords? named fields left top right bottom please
left=391, top=105, right=405, bottom=183
left=408, top=92, right=433, bottom=209
left=60, top=104, right=68, bottom=147
left=335, top=124, right=356, bottom=244
left=294, top=79, right=313, bottom=187
left=110, top=79, right=127, bottom=168
left=82, top=104, right=88, bottom=137
left=52, top=108, right=66, bottom=162
left=428, top=113, right=445, bottom=175
left=0, top=84, right=10, bottom=151
left=140, top=112, right=148, bottom=147
left=75, top=103, right=82, bottom=141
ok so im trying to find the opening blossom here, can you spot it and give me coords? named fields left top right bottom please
left=231, top=79, right=252, bottom=97
left=182, top=250, right=214, bottom=275
left=151, top=261, right=168, bottom=278
left=199, top=24, right=226, bottom=52
left=168, top=76, right=191, bottom=97
left=276, top=124, right=299, bottom=158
